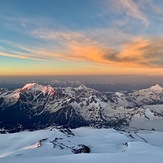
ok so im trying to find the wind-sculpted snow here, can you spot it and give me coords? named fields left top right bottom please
left=0, top=127, right=163, bottom=163
left=0, top=83, right=163, bottom=131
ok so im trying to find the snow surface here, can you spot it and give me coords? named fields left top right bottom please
left=130, top=114, right=163, bottom=131
left=145, top=109, right=155, bottom=119
left=0, top=127, right=163, bottom=163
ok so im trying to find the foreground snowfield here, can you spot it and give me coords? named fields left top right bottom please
left=0, top=127, right=163, bottom=163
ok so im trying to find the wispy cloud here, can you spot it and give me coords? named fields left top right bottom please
left=0, top=5, right=163, bottom=70
left=0, top=51, right=44, bottom=61
left=138, top=0, right=163, bottom=15
left=0, top=40, right=51, bottom=61
left=100, top=0, right=149, bottom=27
left=118, top=0, right=149, bottom=26
left=1, top=28, right=163, bottom=69
left=104, top=37, right=163, bottom=67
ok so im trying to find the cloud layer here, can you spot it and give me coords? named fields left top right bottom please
left=0, top=0, right=163, bottom=75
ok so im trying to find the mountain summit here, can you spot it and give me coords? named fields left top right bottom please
left=150, top=84, right=163, bottom=93
left=21, top=83, right=55, bottom=95
left=1, top=83, right=163, bottom=132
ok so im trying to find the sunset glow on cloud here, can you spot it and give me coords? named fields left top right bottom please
left=0, top=0, right=163, bottom=75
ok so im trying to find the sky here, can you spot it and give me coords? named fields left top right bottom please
left=0, top=0, right=163, bottom=76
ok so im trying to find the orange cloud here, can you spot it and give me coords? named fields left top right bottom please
left=103, top=37, right=163, bottom=67
left=1, top=31, right=163, bottom=71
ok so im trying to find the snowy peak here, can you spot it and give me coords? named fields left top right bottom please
left=150, top=84, right=163, bottom=93
left=22, top=83, right=38, bottom=90
left=21, top=83, right=55, bottom=95
left=77, top=84, right=88, bottom=90
left=76, top=84, right=98, bottom=93
left=114, top=92, right=124, bottom=97
left=131, top=84, right=163, bottom=96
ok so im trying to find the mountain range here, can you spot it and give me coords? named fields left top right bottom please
left=0, top=83, right=163, bottom=132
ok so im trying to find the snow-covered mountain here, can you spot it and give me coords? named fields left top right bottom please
left=129, top=84, right=163, bottom=105
left=0, top=83, right=163, bottom=132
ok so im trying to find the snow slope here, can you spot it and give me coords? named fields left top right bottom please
left=0, top=127, right=163, bottom=163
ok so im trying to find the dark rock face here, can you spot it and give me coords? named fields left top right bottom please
left=52, top=106, right=88, bottom=128
left=0, top=102, right=87, bottom=131
left=54, top=126, right=75, bottom=136
left=72, top=145, right=91, bottom=154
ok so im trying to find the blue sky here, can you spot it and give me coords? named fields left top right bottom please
left=0, top=0, right=163, bottom=75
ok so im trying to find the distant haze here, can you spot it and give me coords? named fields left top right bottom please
left=0, top=75, right=163, bottom=92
